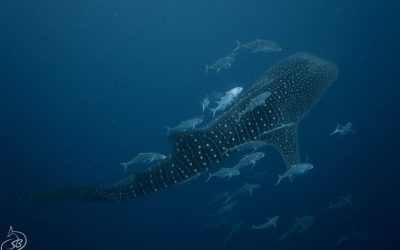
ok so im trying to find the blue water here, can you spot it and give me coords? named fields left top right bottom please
left=1, top=0, right=399, bottom=249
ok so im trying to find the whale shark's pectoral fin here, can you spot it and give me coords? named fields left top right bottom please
left=260, top=125, right=300, bottom=168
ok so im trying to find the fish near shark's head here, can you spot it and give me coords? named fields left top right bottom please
left=228, top=87, right=243, bottom=96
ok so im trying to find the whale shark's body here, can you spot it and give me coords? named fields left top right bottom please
left=25, top=53, right=338, bottom=202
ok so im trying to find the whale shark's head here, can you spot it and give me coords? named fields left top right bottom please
left=257, top=52, right=338, bottom=122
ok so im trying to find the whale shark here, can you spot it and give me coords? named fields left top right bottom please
left=23, top=52, right=338, bottom=202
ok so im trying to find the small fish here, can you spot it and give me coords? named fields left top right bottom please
left=210, top=87, right=243, bottom=117
left=328, top=195, right=352, bottom=210
left=260, top=122, right=295, bottom=137
left=224, top=140, right=268, bottom=155
left=336, top=228, right=369, bottom=245
left=224, top=221, right=243, bottom=243
left=208, top=191, right=231, bottom=206
left=237, top=91, right=272, bottom=121
left=200, top=95, right=210, bottom=112
left=276, top=163, right=313, bottom=186
left=120, top=152, right=166, bottom=172
left=205, top=51, right=237, bottom=75
left=224, top=183, right=260, bottom=203
left=232, top=152, right=265, bottom=170
left=206, top=168, right=240, bottom=182
left=235, top=39, right=282, bottom=53
left=178, top=173, right=202, bottom=185
left=209, top=200, right=237, bottom=217
left=252, top=216, right=279, bottom=230
left=209, top=91, right=223, bottom=100
left=278, top=215, right=315, bottom=241
left=204, top=213, right=231, bottom=228
left=329, top=122, right=354, bottom=135
left=166, top=115, right=204, bottom=133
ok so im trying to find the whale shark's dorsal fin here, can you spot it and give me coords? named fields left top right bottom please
left=261, top=125, right=300, bottom=168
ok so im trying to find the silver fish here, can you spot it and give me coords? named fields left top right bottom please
left=210, top=87, right=243, bottom=117
left=278, top=216, right=314, bottom=241
left=235, top=39, right=282, bottom=53
left=208, top=191, right=231, bottom=206
left=205, top=52, right=236, bottom=75
left=206, top=168, right=240, bottom=182
left=200, top=95, right=210, bottom=112
left=120, top=152, right=166, bottom=172
left=328, top=195, right=352, bottom=210
left=209, top=200, right=237, bottom=217
left=336, top=228, right=369, bottom=245
left=224, top=183, right=260, bottom=203
left=204, top=213, right=231, bottom=228
left=237, top=91, right=272, bottom=121
left=276, top=163, right=313, bottom=185
left=166, top=115, right=204, bottom=133
left=330, top=122, right=354, bottom=135
left=259, top=122, right=295, bottom=137
left=224, top=221, right=243, bottom=242
left=232, top=152, right=265, bottom=170
left=224, top=140, right=268, bottom=155
left=252, top=216, right=279, bottom=230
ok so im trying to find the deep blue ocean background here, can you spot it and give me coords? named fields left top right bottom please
left=1, top=0, right=399, bottom=249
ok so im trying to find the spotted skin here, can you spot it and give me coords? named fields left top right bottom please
left=23, top=53, right=338, bottom=202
